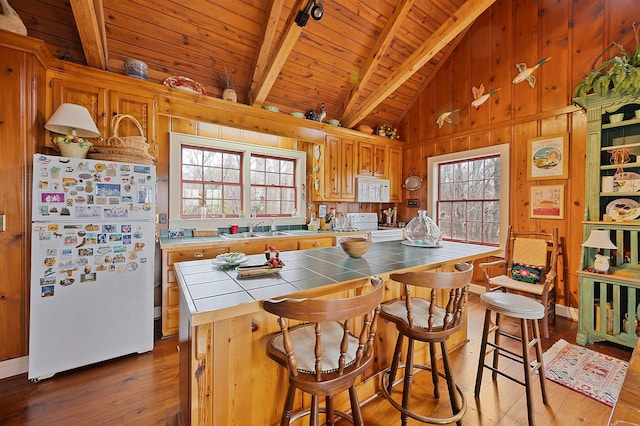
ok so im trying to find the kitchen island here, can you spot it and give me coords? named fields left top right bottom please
left=175, top=240, right=499, bottom=425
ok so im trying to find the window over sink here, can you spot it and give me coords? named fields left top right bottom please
left=168, top=133, right=306, bottom=229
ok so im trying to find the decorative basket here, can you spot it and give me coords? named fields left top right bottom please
left=104, top=114, right=149, bottom=154
left=55, top=141, right=90, bottom=158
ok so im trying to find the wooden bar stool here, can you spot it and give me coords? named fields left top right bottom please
left=262, top=276, right=384, bottom=426
left=380, top=263, right=473, bottom=425
left=474, top=292, right=549, bottom=426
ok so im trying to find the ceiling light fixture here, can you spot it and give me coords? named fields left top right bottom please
left=295, top=0, right=324, bottom=27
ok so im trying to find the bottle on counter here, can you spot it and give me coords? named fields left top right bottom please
left=405, top=210, right=441, bottom=246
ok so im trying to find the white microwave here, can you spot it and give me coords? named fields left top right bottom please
left=356, top=177, right=390, bottom=203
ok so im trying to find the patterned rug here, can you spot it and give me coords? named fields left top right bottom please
left=542, top=339, right=628, bottom=407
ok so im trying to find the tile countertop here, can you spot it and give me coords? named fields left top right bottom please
left=174, top=240, right=499, bottom=321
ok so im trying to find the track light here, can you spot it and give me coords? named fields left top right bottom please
left=295, top=0, right=323, bottom=27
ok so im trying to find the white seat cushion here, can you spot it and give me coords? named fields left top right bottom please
left=380, top=298, right=449, bottom=329
left=269, top=321, right=359, bottom=374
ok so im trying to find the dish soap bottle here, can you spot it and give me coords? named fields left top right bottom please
left=405, top=210, right=441, bottom=246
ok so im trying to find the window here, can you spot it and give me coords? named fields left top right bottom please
left=169, top=133, right=306, bottom=229
left=427, top=144, right=509, bottom=248
left=250, top=155, right=296, bottom=216
left=181, top=145, right=242, bottom=218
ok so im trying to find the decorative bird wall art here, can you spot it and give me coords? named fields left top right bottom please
left=471, top=84, right=500, bottom=109
left=436, top=109, right=458, bottom=128
left=512, top=57, right=551, bottom=88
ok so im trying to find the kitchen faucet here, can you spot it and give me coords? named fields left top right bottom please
left=248, top=221, right=263, bottom=233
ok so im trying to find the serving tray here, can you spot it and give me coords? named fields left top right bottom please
left=236, top=262, right=284, bottom=278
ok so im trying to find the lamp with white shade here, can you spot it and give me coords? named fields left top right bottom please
left=45, top=103, right=101, bottom=158
left=582, top=229, right=617, bottom=273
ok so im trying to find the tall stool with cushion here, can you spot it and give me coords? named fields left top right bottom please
left=262, top=276, right=384, bottom=426
left=480, top=226, right=559, bottom=338
left=380, top=263, right=473, bottom=425
left=474, top=292, right=548, bottom=426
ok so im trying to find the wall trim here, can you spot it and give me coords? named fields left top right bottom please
left=0, top=356, right=28, bottom=380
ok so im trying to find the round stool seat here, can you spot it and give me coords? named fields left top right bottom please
left=480, top=292, right=545, bottom=320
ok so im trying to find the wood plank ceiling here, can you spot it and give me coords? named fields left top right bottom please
left=11, top=0, right=497, bottom=130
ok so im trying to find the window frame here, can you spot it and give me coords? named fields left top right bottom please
left=168, top=132, right=306, bottom=229
left=427, top=144, right=510, bottom=252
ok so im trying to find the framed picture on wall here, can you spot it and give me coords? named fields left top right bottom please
left=527, top=133, right=569, bottom=180
left=530, top=185, right=565, bottom=219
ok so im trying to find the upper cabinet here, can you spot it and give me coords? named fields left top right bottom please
left=358, top=142, right=387, bottom=177
left=388, top=147, right=402, bottom=202
left=323, top=135, right=355, bottom=201
left=48, top=72, right=157, bottom=156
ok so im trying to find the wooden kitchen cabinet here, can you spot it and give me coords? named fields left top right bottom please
left=298, top=236, right=333, bottom=250
left=162, top=246, right=228, bottom=336
left=358, top=141, right=387, bottom=177
left=323, top=135, right=355, bottom=201
left=388, top=146, right=402, bottom=202
left=48, top=74, right=157, bottom=156
left=50, top=77, right=108, bottom=139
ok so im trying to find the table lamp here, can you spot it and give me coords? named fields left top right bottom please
left=581, top=230, right=617, bottom=273
left=45, top=103, right=101, bottom=158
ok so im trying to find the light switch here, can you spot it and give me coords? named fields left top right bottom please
left=0, top=214, right=5, bottom=232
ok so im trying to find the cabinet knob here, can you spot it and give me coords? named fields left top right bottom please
left=194, top=252, right=204, bottom=258
left=313, top=242, right=320, bottom=246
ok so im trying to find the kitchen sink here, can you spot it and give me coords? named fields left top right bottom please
left=220, top=232, right=259, bottom=239
left=220, top=231, right=291, bottom=239
left=251, top=231, right=292, bottom=237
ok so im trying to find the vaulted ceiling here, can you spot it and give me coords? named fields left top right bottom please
left=12, top=0, right=496, bottom=130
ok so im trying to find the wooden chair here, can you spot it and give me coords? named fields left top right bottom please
left=479, top=226, right=559, bottom=338
left=379, top=263, right=473, bottom=425
left=262, top=276, right=384, bottom=426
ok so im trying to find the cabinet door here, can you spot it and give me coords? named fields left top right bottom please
left=340, top=138, right=356, bottom=200
left=109, top=91, right=157, bottom=155
left=324, top=135, right=342, bottom=200
left=388, top=147, right=402, bottom=202
left=373, top=144, right=387, bottom=177
left=50, top=77, right=107, bottom=146
left=358, top=142, right=374, bottom=175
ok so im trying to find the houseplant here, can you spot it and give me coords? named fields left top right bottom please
left=574, top=24, right=640, bottom=102
left=215, top=67, right=237, bottom=103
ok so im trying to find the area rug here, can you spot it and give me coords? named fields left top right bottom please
left=542, top=339, right=628, bottom=407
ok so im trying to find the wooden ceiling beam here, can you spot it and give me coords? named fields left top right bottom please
left=342, top=0, right=498, bottom=128
left=249, top=0, right=285, bottom=97
left=339, top=0, right=415, bottom=122
left=69, top=0, right=107, bottom=70
left=397, top=27, right=470, bottom=124
left=249, top=0, right=306, bottom=107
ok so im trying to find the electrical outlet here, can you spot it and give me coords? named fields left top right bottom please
left=159, top=213, right=167, bottom=224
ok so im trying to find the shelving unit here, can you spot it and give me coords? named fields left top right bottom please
left=576, top=94, right=640, bottom=348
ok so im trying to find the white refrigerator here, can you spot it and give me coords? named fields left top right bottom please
left=29, top=154, right=156, bottom=381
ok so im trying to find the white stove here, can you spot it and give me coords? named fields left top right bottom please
left=344, top=213, right=404, bottom=242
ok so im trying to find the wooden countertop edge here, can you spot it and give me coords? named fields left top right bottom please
left=608, top=337, right=640, bottom=424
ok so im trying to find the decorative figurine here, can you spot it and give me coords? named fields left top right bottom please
left=512, top=57, right=551, bottom=88
left=306, top=102, right=326, bottom=122
left=436, top=108, right=458, bottom=128
left=471, top=84, right=500, bottom=109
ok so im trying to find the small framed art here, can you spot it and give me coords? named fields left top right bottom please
left=530, top=185, right=564, bottom=219
left=527, top=133, right=569, bottom=180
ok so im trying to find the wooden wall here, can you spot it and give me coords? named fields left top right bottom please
left=397, top=0, right=640, bottom=309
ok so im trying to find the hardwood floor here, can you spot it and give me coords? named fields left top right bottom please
left=0, top=293, right=632, bottom=426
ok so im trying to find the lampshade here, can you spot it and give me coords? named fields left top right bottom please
left=581, top=230, right=617, bottom=249
left=45, top=103, right=101, bottom=138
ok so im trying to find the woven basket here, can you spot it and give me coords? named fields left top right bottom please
left=104, top=114, right=149, bottom=154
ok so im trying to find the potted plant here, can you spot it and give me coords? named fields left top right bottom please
left=574, top=24, right=640, bottom=102
left=215, top=67, right=237, bottom=103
